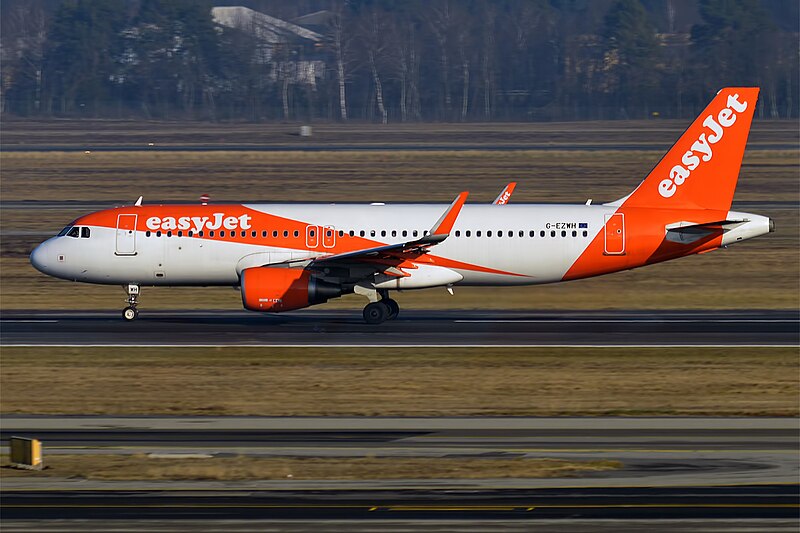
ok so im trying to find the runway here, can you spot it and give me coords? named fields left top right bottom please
left=1, top=417, right=798, bottom=524
left=2, top=309, right=797, bottom=346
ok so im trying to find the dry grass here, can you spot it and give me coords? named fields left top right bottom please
left=1, top=347, right=796, bottom=417
left=0, top=454, right=621, bottom=481
left=1, top=149, right=796, bottom=203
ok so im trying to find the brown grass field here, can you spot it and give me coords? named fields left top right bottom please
left=2, top=347, right=796, bottom=417
left=0, top=454, right=621, bottom=481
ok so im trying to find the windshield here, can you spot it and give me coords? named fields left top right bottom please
left=57, top=226, right=73, bottom=237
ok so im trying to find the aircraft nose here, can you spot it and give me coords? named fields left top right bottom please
left=30, top=241, right=52, bottom=274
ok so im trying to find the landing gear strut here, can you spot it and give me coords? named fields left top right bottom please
left=122, top=284, right=140, bottom=321
left=361, top=289, right=399, bottom=325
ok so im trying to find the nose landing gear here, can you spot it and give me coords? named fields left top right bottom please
left=122, top=284, right=140, bottom=321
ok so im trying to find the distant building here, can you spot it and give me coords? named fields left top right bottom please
left=212, top=6, right=326, bottom=87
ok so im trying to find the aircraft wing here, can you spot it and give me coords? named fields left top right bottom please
left=310, top=192, right=468, bottom=267
left=493, top=182, right=516, bottom=205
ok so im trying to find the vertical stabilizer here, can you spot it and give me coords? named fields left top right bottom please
left=618, top=87, right=759, bottom=211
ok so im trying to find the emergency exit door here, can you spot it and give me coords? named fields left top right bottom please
left=604, top=213, right=625, bottom=255
left=116, top=214, right=138, bottom=255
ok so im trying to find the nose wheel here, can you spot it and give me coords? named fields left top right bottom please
left=122, top=284, right=140, bottom=321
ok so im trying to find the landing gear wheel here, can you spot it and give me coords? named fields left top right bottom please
left=363, top=301, right=389, bottom=324
left=122, top=284, right=140, bottom=321
left=384, top=298, right=400, bottom=319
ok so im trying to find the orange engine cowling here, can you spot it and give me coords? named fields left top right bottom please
left=240, top=267, right=342, bottom=312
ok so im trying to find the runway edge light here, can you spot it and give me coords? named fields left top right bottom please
left=9, top=436, right=43, bottom=470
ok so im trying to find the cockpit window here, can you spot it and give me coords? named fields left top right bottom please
left=67, top=227, right=80, bottom=238
left=81, top=227, right=91, bottom=238
left=58, top=226, right=73, bottom=237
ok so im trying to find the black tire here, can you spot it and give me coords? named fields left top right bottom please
left=384, top=298, right=400, bottom=319
left=122, top=306, right=138, bottom=321
left=363, top=301, right=389, bottom=324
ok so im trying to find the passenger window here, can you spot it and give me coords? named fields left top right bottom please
left=540, top=230, right=545, bottom=237
left=381, top=230, right=387, bottom=237
left=519, top=230, right=524, bottom=238
left=455, top=230, right=461, bottom=237
left=402, top=230, right=407, bottom=237
left=251, top=231, right=256, bottom=238
left=188, top=231, right=194, bottom=237
left=476, top=230, right=482, bottom=237
left=370, top=230, right=376, bottom=237
left=413, top=230, right=418, bottom=237
left=551, top=231, right=556, bottom=237
left=283, top=230, right=289, bottom=237
left=466, top=230, right=471, bottom=237
left=294, top=230, right=299, bottom=237
left=391, top=230, right=397, bottom=237
left=327, top=230, right=333, bottom=237
left=177, top=231, right=183, bottom=237
left=262, top=231, right=267, bottom=237
left=273, top=231, right=278, bottom=237
left=146, top=231, right=152, bottom=237
left=498, top=231, right=503, bottom=238
left=349, top=230, right=355, bottom=237
left=529, top=230, right=535, bottom=237
left=199, top=231, right=204, bottom=237
left=80, top=227, right=91, bottom=238
left=583, top=230, right=588, bottom=237
left=360, top=230, right=365, bottom=237
left=310, top=229, right=316, bottom=237
left=219, top=231, right=225, bottom=237
left=208, top=231, right=213, bottom=237
left=339, top=230, right=344, bottom=237
left=241, top=231, right=246, bottom=237
left=167, top=231, right=173, bottom=237
left=572, top=230, right=577, bottom=237
left=561, top=231, right=566, bottom=237
left=67, top=227, right=80, bottom=238
left=487, top=231, right=492, bottom=237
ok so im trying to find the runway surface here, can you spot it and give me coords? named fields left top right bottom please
left=3, top=143, right=797, bottom=152
left=2, top=418, right=798, bottom=524
left=2, top=309, right=797, bottom=346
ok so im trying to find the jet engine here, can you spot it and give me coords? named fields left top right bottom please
left=240, top=267, right=341, bottom=312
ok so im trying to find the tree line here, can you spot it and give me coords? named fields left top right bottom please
left=1, top=0, right=797, bottom=121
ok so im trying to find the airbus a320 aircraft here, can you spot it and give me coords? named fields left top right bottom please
left=31, top=87, right=773, bottom=324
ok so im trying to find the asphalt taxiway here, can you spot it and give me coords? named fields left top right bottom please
left=2, top=309, right=796, bottom=346
left=1, top=417, right=798, bottom=523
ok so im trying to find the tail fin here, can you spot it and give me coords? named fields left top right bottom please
left=616, top=87, right=759, bottom=211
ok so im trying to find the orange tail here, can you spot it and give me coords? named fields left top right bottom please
left=618, top=87, right=759, bottom=211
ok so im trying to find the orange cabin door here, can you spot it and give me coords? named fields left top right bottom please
left=323, top=226, right=336, bottom=248
left=306, top=225, right=319, bottom=249
left=604, top=213, right=626, bottom=255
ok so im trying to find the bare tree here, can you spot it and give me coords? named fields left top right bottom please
left=428, top=0, right=453, bottom=118
left=1, top=1, right=48, bottom=114
left=328, top=2, right=353, bottom=120
left=360, top=8, right=389, bottom=124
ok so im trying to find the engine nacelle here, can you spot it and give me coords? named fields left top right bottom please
left=240, top=267, right=341, bottom=312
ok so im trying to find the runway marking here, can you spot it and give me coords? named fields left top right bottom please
left=3, top=344, right=797, bottom=348
left=456, top=319, right=799, bottom=323
left=3, top=320, right=59, bottom=323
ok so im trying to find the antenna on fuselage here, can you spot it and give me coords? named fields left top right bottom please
left=200, top=194, right=210, bottom=206
left=134, top=196, right=143, bottom=207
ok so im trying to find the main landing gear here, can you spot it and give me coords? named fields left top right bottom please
left=122, top=284, right=140, bottom=321
left=362, top=290, right=399, bottom=325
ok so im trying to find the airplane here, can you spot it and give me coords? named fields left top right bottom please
left=30, top=87, right=773, bottom=324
